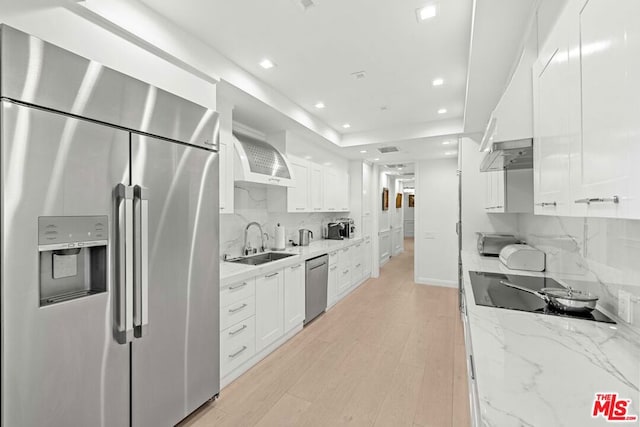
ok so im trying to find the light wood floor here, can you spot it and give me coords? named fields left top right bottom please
left=183, top=238, right=470, bottom=427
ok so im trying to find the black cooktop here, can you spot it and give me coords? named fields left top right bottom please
left=469, top=271, right=615, bottom=324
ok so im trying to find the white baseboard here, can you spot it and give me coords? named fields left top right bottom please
left=415, top=277, right=457, bottom=288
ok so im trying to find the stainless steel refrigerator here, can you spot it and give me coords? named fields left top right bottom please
left=0, top=25, right=220, bottom=426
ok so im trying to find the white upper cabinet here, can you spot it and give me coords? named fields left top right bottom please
left=575, top=0, right=640, bottom=218
left=336, top=169, right=350, bottom=211
left=532, top=3, right=578, bottom=217
left=309, top=164, right=324, bottom=212
left=484, top=169, right=533, bottom=213
left=287, top=156, right=310, bottom=212
left=484, top=170, right=505, bottom=213
left=323, top=167, right=346, bottom=212
left=322, top=167, right=338, bottom=212
left=268, top=160, right=349, bottom=213
left=530, top=0, right=640, bottom=219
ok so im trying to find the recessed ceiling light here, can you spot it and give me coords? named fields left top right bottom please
left=315, top=102, right=325, bottom=109
left=432, top=78, right=444, bottom=86
left=259, top=59, right=275, bottom=69
left=360, top=150, right=367, bottom=153
left=373, top=158, right=380, bottom=161
left=343, top=123, right=351, bottom=129
left=438, top=108, right=447, bottom=114
left=442, top=140, right=451, bottom=145
left=416, top=4, right=437, bottom=21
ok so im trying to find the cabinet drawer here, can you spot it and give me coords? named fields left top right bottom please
left=221, top=278, right=256, bottom=307
left=220, top=295, right=255, bottom=331
left=328, top=251, right=338, bottom=266
left=221, top=316, right=256, bottom=376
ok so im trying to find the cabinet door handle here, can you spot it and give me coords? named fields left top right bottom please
left=229, top=324, right=247, bottom=336
left=228, top=303, right=248, bottom=313
left=574, top=196, right=619, bottom=205
left=343, top=269, right=349, bottom=274
left=535, top=202, right=557, bottom=207
left=229, top=282, right=247, bottom=290
left=355, top=264, right=361, bottom=268
left=469, top=355, right=476, bottom=380
left=268, top=178, right=281, bottom=183
left=295, top=207, right=305, bottom=211
left=330, top=266, right=337, bottom=271
left=290, top=264, right=303, bottom=270
left=265, top=272, right=279, bottom=278
left=228, top=346, right=248, bottom=359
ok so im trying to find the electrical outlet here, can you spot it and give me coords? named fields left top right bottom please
left=618, top=290, right=632, bottom=323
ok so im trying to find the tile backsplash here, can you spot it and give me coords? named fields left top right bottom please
left=220, top=184, right=345, bottom=258
left=517, top=214, right=640, bottom=332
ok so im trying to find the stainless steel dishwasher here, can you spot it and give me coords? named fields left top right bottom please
left=305, top=254, right=328, bottom=324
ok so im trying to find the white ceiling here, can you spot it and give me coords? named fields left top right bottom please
left=139, top=0, right=473, bottom=137
left=130, top=0, right=538, bottom=164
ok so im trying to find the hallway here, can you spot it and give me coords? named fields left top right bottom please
left=184, top=238, right=470, bottom=427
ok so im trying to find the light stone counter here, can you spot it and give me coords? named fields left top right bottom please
left=220, top=237, right=363, bottom=288
left=462, top=251, right=640, bottom=427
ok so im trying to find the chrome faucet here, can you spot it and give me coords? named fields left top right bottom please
left=243, top=222, right=266, bottom=255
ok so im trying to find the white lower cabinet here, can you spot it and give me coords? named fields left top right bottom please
left=220, top=296, right=255, bottom=331
left=363, top=237, right=372, bottom=278
left=327, top=251, right=339, bottom=307
left=220, top=316, right=255, bottom=376
left=220, top=278, right=257, bottom=378
left=255, top=270, right=284, bottom=353
left=337, top=246, right=352, bottom=295
left=351, top=242, right=364, bottom=285
left=284, top=262, right=305, bottom=333
left=221, top=241, right=370, bottom=386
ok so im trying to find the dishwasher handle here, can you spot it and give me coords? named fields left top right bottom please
left=309, top=262, right=327, bottom=271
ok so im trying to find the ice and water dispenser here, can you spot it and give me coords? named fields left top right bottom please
left=38, top=216, right=108, bottom=306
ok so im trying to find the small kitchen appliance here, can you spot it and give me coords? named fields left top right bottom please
left=298, top=229, right=313, bottom=246
left=476, top=232, right=520, bottom=256
left=326, top=222, right=345, bottom=240
left=499, top=244, right=545, bottom=271
left=336, top=218, right=355, bottom=239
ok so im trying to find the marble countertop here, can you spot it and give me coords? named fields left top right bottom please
left=462, top=251, right=640, bottom=426
left=220, top=237, right=364, bottom=287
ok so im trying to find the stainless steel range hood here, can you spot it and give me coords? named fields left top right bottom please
left=479, top=138, right=533, bottom=172
left=233, top=131, right=295, bottom=186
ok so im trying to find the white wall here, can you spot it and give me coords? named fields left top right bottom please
left=460, top=137, right=518, bottom=252
left=414, top=158, right=458, bottom=287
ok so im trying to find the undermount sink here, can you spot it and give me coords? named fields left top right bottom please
left=227, top=252, right=296, bottom=266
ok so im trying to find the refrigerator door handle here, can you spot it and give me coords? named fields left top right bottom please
left=115, top=184, right=135, bottom=344
left=134, top=185, right=149, bottom=338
